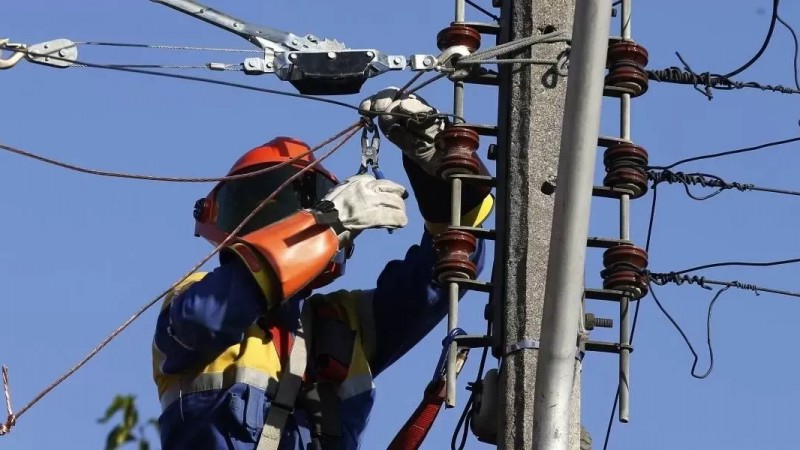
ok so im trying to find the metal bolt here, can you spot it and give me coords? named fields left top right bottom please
left=327, top=52, right=337, bottom=59
left=423, top=56, right=434, bottom=67
left=43, top=44, right=49, bottom=49
left=247, top=60, right=256, bottom=68
left=58, top=49, right=67, bottom=57
left=291, top=39, right=299, bottom=46
left=307, top=35, right=318, bottom=43
left=366, top=51, right=375, bottom=58
left=392, top=56, right=403, bottom=65
left=584, top=313, right=614, bottom=330
left=233, top=22, right=239, bottom=28
left=289, top=54, right=297, bottom=60
left=266, top=62, right=274, bottom=69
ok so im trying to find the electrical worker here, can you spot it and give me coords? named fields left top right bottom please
left=151, top=88, right=494, bottom=450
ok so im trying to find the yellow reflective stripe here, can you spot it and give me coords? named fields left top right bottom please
left=159, top=367, right=279, bottom=411
left=155, top=323, right=283, bottom=399
left=424, top=194, right=495, bottom=235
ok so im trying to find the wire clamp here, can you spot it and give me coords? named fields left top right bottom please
left=0, top=38, right=78, bottom=69
left=504, top=339, right=583, bottom=361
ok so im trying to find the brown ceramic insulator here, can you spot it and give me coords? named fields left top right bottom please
left=605, top=40, right=650, bottom=97
left=601, top=268, right=649, bottom=299
left=604, top=167, right=649, bottom=198
left=603, top=243, right=648, bottom=271
left=433, top=230, right=478, bottom=283
left=607, top=40, right=649, bottom=68
left=437, top=24, right=482, bottom=53
left=603, top=142, right=649, bottom=197
left=435, top=126, right=481, bottom=179
left=603, top=142, right=649, bottom=170
left=606, top=65, right=649, bottom=96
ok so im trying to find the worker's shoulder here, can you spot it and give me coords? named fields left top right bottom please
left=161, top=272, right=209, bottom=308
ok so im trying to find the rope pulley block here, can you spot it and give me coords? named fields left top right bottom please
left=433, top=230, right=479, bottom=283
left=600, top=243, right=649, bottom=299
left=437, top=23, right=482, bottom=53
left=605, top=39, right=649, bottom=97
left=603, top=142, right=649, bottom=198
left=434, top=125, right=482, bottom=179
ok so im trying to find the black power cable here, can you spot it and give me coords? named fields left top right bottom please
left=722, top=0, right=780, bottom=79
left=649, top=284, right=731, bottom=380
left=776, top=13, right=800, bottom=90
left=650, top=136, right=800, bottom=171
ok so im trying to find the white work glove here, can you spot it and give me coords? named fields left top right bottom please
left=359, top=87, right=446, bottom=177
left=319, top=173, right=409, bottom=245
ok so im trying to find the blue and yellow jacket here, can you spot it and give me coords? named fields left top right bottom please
left=152, top=156, right=493, bottom=450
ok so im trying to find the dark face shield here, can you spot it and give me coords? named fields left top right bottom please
left=214, top=164, right=338, bottom=236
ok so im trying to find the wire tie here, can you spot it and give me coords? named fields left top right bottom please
left=504, top=339, right=583, bottom=361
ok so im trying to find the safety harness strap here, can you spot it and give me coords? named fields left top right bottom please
left=256, top=302, right=313, bottom=450
left=387, top=380, right=446, bottom=450
left=389, top=339, right=471, bottom=450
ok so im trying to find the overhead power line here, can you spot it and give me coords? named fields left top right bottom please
left=647, top=169, right=800, bottom=200
left=0, top=44, right=459, bottom=123
left=649, top=136, right=800, bottom=170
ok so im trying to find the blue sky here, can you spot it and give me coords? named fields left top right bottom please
left=1, top=1, right=799, bottom=449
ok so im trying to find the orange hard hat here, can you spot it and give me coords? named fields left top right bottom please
left=193, top=136, right=339, bottom=245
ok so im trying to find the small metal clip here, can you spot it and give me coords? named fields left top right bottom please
left=0, top=39, right=26, bottom=70
left=358, top=122, right=383, bottom=179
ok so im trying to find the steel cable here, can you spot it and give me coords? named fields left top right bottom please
left=0, top=123, right=359, bottom=183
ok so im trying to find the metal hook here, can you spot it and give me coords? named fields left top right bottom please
left=0, top=39, right=26, bottom=70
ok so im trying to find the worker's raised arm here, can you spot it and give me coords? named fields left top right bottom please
left=359, top=88, right=494, bottom=376
left=152, top=258, right=267, bottom=375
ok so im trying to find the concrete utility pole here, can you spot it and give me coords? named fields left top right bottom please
left=493, top=0, right=576, bottom=447
left=493, top=1, right=610, bottom=449
left=532, top=1, right=611, bottom=449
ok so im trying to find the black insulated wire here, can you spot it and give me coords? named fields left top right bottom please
left=723, top=0, right=780, bottom=79
left=649, top=283, right=730, bottom=380
left=650, top=136, right=800, bottom=171
left=776, top=14, right=800, bottom=90
left=465, top=0, right=500, bottom=21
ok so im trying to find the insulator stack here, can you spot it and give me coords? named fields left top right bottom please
left=606, top=39, right=649, bottom=97
left=603, top=142, right=649, bottom=198
left=437, top=23, right=482, bottom=52
left=433, top=230, right=479, bottom=283
left=435, top=125, right=482, bottom=179
left=600, top=244, right=649, bottom=299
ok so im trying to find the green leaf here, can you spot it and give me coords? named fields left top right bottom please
left=98, top=395, right=133, bottom=424
left=104, top=425, right=134, bottom=450
left=123, top=399, right=139, bottom=429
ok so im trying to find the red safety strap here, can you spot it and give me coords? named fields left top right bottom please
left=387, top=380, right=446, bottom=450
